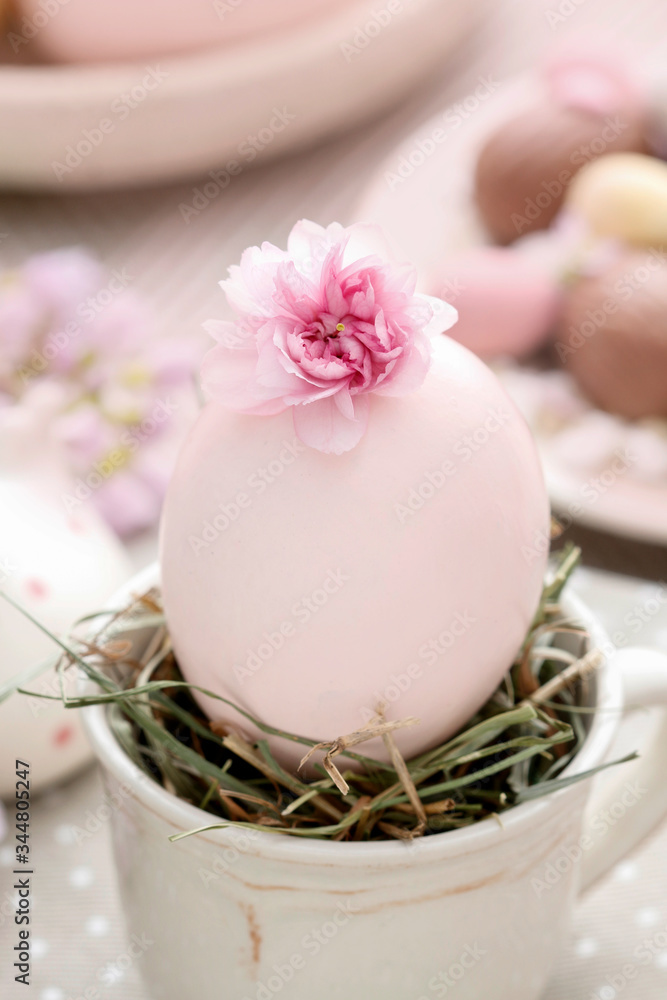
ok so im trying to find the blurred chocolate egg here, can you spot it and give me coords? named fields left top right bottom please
left=555, top=249, right=667, bottom=419
left=647, top=77, right=667, bottom=159
left=429, top=247, right=560, bottom=358
left=474, top=54, right=647, bottom=245
left=565, top=153, right=667, bottom=247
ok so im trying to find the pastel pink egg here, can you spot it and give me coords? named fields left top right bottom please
left=428, top=247, right=560, bottom=359
left=15, top=0, right=346, bottom=63
left=160, top=336, right=550, bottom=771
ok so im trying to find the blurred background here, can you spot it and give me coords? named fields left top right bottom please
left=1, top=0, right=667, bottom=996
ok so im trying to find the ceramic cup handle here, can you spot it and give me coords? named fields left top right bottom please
left=581, top=648, right=667, bottom=891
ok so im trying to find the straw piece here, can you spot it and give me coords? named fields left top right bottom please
left=298, top=716, right=419, bottom=795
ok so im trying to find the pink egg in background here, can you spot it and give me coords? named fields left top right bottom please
left=14, top=0, right=349, bottom=63
left=160, top=336, right=550, bottom=772
left=428, top=247, right=561, bottom=360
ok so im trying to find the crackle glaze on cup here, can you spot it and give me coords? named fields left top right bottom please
left=82, top=565, right=667, bottom=1000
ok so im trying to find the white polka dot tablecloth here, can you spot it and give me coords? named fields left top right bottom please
left=0, top=769, right=147, bottom=1000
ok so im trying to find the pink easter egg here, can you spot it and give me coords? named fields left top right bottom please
left=428, top=247, right=560, bottom=360
left=160, top=336, right=550, bottom=771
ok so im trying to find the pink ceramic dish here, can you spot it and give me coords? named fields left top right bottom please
left=0, top=0, right=487, bottom=188
left=13, top=0, right=351, bottom=62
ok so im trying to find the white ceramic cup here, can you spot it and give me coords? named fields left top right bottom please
left=82, top=564, right=667, bottom=1000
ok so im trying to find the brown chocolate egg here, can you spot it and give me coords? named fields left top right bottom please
left=474, top=103, right=647, bottom=245
left=555, top=250, right=667, bottom=419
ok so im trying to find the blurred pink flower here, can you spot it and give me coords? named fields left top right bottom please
left=544, top=44, right=645, bottom=117
left=22, top=246, right=103, bottom=316
left=0, top=247, right=199, bottom=537
left=202, top=220, right=457, bottom=454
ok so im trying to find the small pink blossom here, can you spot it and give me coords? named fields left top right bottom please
left=544, top=44, right=645, bottom=117
left=201, top=220, right=457, bottom=454
left=0, top=247, right=199, bottom=537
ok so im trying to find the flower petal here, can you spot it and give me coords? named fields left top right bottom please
left=221, top=242, right=288, bottom=321
left=419, top=294, right=459, bottom=337
left=203, top=319, right=250, bottom=350
left=333, top=388, right=355, bottom=420
left=373, top=334, right=432, bottom=397
left=287, top=220, right=347, bottom=274
left=340, top=222, right=399, bottom=269
left=292, top=393, right=370, bottom=455
left=200, top=345, right=285, bottom=415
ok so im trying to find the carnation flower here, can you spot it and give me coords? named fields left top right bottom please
left=201, top=220, right=457, bottom=454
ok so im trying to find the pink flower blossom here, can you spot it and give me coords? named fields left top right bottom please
left=0, top=247, right=199, bottom=537
left=201, top=220, right=457, bottom=454
left=544, top=44, right=645, bottom=117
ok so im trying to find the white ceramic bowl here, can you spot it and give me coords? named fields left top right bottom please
left=15, top=0, right=348, bottom=63
left=0, top=0, right=487, bottom=189
left=81, top=563, right=667, bottom=1000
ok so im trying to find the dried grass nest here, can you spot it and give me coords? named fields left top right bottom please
left=2, top=543, right=634, bottom=843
